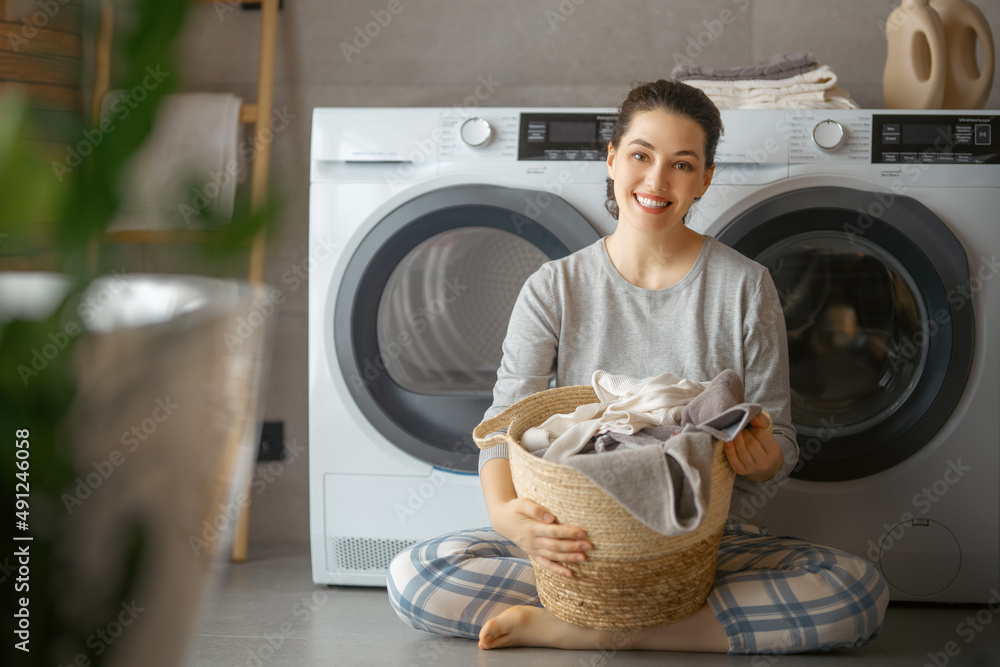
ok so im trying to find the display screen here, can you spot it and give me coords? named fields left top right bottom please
left=902, top=124, right=951, bottom=146
left=518, top=112, right=616, bottom=160
left=872, top=113, right=998, bottom=164
left=549, top=121, right=596, bottom=143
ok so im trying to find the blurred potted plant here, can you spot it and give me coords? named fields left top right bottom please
left=0, top=1, right=275, bottom=665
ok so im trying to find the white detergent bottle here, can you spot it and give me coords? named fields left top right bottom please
left=931, top=0, right=995, bottom=109
left=883, top=0, right=948, bottom=108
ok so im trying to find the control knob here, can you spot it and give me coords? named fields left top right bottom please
left=812, top=119, right=846, bottom=151
left=460, top=117, right=493, bottom=147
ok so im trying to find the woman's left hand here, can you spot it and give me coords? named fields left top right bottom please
left=724, top=414, right=783, bottom=483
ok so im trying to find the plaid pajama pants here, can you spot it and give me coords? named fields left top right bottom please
left=387, top=523, right=889, bottom=654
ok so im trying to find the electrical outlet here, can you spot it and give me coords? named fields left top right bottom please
left=257, top=421, right=285, bottom=461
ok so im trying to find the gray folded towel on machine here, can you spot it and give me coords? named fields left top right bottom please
left=672, top=51, right=817, bottom=81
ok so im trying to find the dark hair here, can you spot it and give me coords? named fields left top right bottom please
left=605, top=79, right=724, bottom=220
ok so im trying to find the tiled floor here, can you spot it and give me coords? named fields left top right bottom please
left=187, top=550, right=1000, bottom=666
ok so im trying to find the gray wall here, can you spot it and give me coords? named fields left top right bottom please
left=175, top=0, right=1000, bottom=554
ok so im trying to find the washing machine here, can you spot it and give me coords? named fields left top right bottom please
left=309, top=107, right=618, bottom=585
left=688, top=109, right=1000, bottom=603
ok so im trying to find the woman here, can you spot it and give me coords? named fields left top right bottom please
left=387, top=79, right=889, bottom=654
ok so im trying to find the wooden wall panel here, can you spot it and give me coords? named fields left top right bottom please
left=2, top=0, right=82, bottom=35
left=0, top=0, right=83, bottom=270
left=0, top=79, right=80, bottom=108
left=1, top=19, right=81, bottom=56
left=0, top=0, right=82, bottom=113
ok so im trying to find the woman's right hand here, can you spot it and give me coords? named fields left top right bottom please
left=492, top=497, right=592, bottom=578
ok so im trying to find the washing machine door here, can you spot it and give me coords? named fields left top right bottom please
left=335, top=184, right=601, bottom=472
left=718, top=186, right=974, bottom=481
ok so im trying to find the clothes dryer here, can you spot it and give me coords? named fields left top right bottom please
left=688, top=109, right=1000, bottom=602
left=309, top=107, right=617, bottom=585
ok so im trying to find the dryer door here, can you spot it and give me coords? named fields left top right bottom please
left=335, top=184, right=601, bottom=472
left=718, top=187, right=974, bottom=481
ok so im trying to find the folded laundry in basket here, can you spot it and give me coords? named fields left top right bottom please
left=593, top=424, right=683, bottom=453
left=525, top=369, right=761, bottom=457
left=568, top=430, right=716, bottom=536
left=521, top=370, right=707, bottom=461
left=526, top=369, right=764, bottom=535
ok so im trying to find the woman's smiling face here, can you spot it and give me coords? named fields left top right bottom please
left=606, top=108, right=715, bottom=235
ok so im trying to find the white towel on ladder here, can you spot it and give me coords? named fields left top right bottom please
left=102, top=92, right=244, bottom=231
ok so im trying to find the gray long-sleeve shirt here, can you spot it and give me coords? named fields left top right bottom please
left=480, top=236, right=798, bottom=528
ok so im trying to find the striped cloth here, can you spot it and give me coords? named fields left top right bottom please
left=387, top=523, right=888, bottom=654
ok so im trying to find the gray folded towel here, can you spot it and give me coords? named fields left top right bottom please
left=563, top=369, right=763, bottom=535
left=672, top=51, right=817, bottom=82
left=681, top=369, right=761, bottom=441
left=567, top=431, right=715, bottom=536
left=593, top=424, right=683, bottom=453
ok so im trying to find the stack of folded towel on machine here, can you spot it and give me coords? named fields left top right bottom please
left=671, top=51, right=859, bottom=109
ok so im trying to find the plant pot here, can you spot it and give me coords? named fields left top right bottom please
left=1, top=272, right=274, bottom=667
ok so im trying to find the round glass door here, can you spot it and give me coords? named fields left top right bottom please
left=759, top=233, right=928, bottom=439
left=718, top=187, right=974, bottom=481
left=335, top=184, right=602, bottom=472
left=376, top=227, right=548, bottom=396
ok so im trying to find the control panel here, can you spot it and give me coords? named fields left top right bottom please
left=431, top=110, right=1000, bottom=168
left=517, top=112, right=617, bottom=161
left=789, top=113, right=872, bottom=162
left=872, top=114, right=998, bottom=164
left=439, top=112, right=518, bottom=159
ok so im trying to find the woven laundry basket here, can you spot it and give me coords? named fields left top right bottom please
left=473, top=384, right=741, bottom=631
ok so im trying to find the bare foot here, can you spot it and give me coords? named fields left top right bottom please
left=478, top=605, right=615, bottom=650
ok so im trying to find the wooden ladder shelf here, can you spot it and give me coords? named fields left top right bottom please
left=91, top=0, right=280, bottom=562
